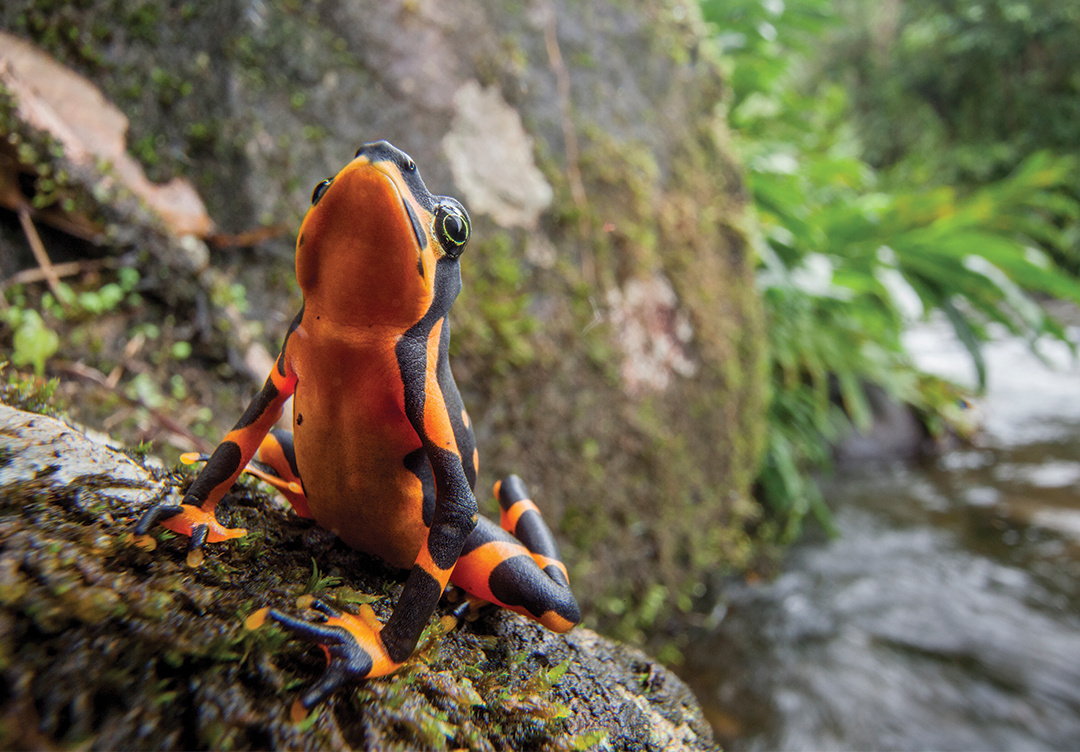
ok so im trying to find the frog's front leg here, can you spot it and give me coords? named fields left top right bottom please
left=270, top=478, right=474, bottom=714
left=382, top=315, right=479, bottom=660
left=179, top=429, right=313, bottom=520
left=266, top=599, right=390, bottom=719
left=135, top=351, right=298, bottom=557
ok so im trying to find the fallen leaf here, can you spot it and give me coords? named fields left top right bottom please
left=0, top=31, right=213, bottom=238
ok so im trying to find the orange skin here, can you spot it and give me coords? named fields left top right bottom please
left=134, top=141, right=579, bottom=714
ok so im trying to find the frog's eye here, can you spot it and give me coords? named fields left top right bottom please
left=311, top=178, right=333, bottom=206
left=433, top=200, right=470, bottom=258
left=403, top=156, right=417, bottom=172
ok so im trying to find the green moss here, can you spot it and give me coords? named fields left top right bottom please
left=453, top=232, right=540, bottom=374
left=574, top=124, right=663, bottom=281
left=0, top=368, right=63, bottom=417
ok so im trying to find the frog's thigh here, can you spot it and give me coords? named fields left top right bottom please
left=451, top=517, right=580, bottom=633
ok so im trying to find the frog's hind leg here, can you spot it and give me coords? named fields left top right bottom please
left=495, top=475, right=570, bottom=587
left=250, top=429, right=312, bottom=518
left=182, top=429, right=312, bottom=518
left=450, top=476, right=579, bottom=633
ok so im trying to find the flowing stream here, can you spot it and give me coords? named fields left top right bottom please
left=684, top=311, right=1080, bottom=751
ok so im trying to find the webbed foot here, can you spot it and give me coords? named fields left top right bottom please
left=133, top=500, right=246, bottom=565
left=267, top=599, right=402, bottom=716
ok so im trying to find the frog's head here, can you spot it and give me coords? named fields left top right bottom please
left=295, top=140, right=470, bottom=327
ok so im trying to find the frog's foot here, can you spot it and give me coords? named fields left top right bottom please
left=268, top=599, right=402, bottom=716
left=133, top=501, right=246, bottom=564
left=443, top=588, right=493, bottom=627
left=252, top=430, right=312, bottom=518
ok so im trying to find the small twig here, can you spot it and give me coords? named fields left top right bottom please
left=207, top=223, right=290, bottom=249
left=105, top=331, right=146, bottom=390
left=16, top=205, right=63, bottom=298
left=0, top=256, right=115, bottom=289
left=543, top=4, right=586, bottom=211
left=61, top=360, right=112, bottom=387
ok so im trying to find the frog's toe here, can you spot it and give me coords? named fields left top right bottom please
left=134, top=501, right=185, bottom=536
left=271, top=608, right=368, bottom=711
left=189, top=523, right=209, bottom=550
left=295, top=659, right=357, bottom=715
left=445, top=591, right=493, bottom=627
left=269, top=600, right=402, bottom=711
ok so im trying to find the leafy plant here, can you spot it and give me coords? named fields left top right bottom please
left=2, top=307, right=60, bottom=376
left=701, top=0, right=1080, bottom=539
left=1, top=267, right=141, bottom=377
left=828, top=0, right=1080, bottom=273
left=304, top=558, right=343, bottom=594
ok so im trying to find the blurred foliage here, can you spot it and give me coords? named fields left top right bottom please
left=1, top=267, right=142, bottom=376
left=700, top=0, right=1080, bottom=539
left=828, top=0, right=1080, bottom=272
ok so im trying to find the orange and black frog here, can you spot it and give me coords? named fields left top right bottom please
left=135, top=141, right=579, bottom=714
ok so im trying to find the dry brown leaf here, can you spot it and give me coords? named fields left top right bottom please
left=0, top=31, right=213, bottom=238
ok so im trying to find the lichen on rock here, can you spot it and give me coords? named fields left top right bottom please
left=443, top=80, right=554, bottom=230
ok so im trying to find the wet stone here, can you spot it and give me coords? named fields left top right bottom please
left=0, top=403, right=166, bottom=512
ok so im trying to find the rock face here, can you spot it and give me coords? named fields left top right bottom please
left=0, top=0, right=765, bottom=634
left=0, top=402, right=717, bottom=751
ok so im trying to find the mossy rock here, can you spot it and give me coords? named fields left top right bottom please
left=0, top=402, right=718, bottom=750
left=0, top=0, right=767, bottom=639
